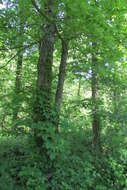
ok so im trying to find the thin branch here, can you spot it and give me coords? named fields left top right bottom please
left=0, top=42, right=37, bottom=70
left=0, top=53, right=17, bottom=69
left=0, top=42, right=37, bottom=51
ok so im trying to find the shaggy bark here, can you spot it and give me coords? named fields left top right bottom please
left=33, top=0, right=55, bottom=146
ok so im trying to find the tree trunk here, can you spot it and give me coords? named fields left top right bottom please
left=55, top=40, right=69, bottom=128
left=1, top=111, right=6, bottom=129
left=33, top=0, right=55, bottom=146
left=12, top=1, right=24, bottom=128
left=13, top=51, right=23, bottom=124
left=78, top=77, right=81, bottom=98
left=112, top=75, right=118, bottom=120
left=91, top=46, right=100, bottom=150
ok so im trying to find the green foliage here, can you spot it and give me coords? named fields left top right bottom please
left=49, top=123, right=127, bottom=190
left=0, top=127, right=127, bottom=190
left=0, top=0, right=127, bottom=190
left=19, top=167, right=48, bottom=190
left=51, top=155, right=127, bottom=190
left=0, top=136, right=48, bottom=189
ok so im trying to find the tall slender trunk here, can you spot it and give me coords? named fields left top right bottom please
left=78, top=77, right=81, bottom=98
left=12, top=2, right=24, bottom=128
left=1, top=111, right=6, bottom=129
left=91, top=45, right=100, bottom=150
left=33, top=0, right=55, bottom=146
left=55, top=40, right=69, bottom=128
left=13, top=51, right=23, bottom=123
left=113, top=88, right=118, bottom=115
left=112, top=76, right=118, bottom=119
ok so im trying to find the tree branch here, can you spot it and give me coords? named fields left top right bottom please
left=0, top=42, right=37, bottom=51
left=0, top=43, right=37, bottom=70
left=0, top=53, right=17, bottom=69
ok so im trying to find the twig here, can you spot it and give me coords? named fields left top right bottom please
left=0, top=53, right=18, bottom=69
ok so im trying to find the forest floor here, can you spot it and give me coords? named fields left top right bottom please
left=0, top=129, right=126, bottom=190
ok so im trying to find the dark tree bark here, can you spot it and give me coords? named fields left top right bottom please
left=33, top=0, right=55, bottom=146
left=13, top=51, right=23, bottom=123
left=91, top=45, right=100, bottom=150
left=1, top=112, right=6, bottom=129
left=55, top=40, right=69, bottom=128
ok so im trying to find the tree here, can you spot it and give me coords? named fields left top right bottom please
left=55, top=39, right=69, bottom=129
left=31, top=0, right=55, bottom=147
left=12, top=2, right=25, bottom=127
left=91, top=43, right=100, bottom=150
